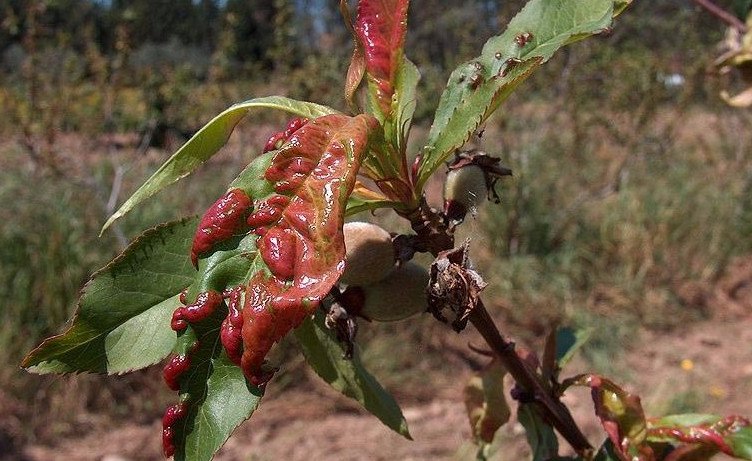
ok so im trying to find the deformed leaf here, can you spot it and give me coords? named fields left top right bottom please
left=102, top=96, right=338, bottom=233
left=22, top=218, right=198, bottom=374
left=354, top=0, right=411, bottom=118
left=647, top=414, right=752, bottom=460
left=154, top=113, right=379, bottom=461
left=341, top=0, right=366, bottom=110
left=569, top=374, right=652, bottom=460
left=294, top=313, right=411, bottom=439
left=351, top=0, right=417, bottom=196
left=464, top=360, right=510, bottom=444
left=162, top=233, right=263, bottom=461
left=238, top=114, right=379, bottom=385
left=417, top=0, right=632, bottom=190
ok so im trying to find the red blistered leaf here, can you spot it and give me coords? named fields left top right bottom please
left=241, top=114, right=378, bottom=386
left=162, top=402, right=187, bottom=457
left=190, top=189, right=252, bottom=267
left=647, top=414, right=752, bottom=458
left=355, top=0, right=410, bottom=115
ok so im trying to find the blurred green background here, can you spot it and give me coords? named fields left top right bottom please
left=1, top=0, right=751, bottom=459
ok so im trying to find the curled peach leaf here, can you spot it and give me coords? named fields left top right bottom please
left=239, top=113, right=379, bottom=385
left=354, top=0, right=411, bottom=118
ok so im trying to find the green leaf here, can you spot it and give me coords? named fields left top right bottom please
left=464, top=360, right=510, bottom=444
left=174, top=343, right=263, bottom=461
left=393, top=59, right=419, bottom=151
left=555, top=327, right=593, bottom=368
left=294, top=313, right=411, bottom=439
left=416, top=0, right=632, bottom=190
left=101, top=96, right=339, bottom=234
left=345, top=195, right=400, bottom=216
left=178, top=355, right=263, bottom=461
left=22, top=218, right=197, bottom=374
left=164, top=235, right=263, bottom=461
left=518, top=403, right=559, bottom=461
left=728, top=427, right=752, bottom=460
left=346, top=183, right=401, bottom=215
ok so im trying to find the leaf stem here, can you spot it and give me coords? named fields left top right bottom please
left=468, top=300, right=593, bottom=456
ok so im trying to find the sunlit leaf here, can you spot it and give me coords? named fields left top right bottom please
left=416, top=0, right=632, bottom=190
left=121, top=114, right=377, bottom=461
left=177, top=354, right=263, bottom=461
left=346, top=182, right=400, bottom=215
left=352, top=0, right=417, bottom=197
left=295, top=313, right=411, bottom=439
left=102, top=96, right=338, bottom=233
left=22, top=218, right=197, bottom=374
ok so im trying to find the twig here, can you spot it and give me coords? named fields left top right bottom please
left=468, top=300, right=594, bottom=456
left=403, top=198, right=593, bottom=455
left=692, top=0, right=748, bottom=33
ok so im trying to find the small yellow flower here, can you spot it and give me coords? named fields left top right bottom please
left=709, top=385, right=727, bottom=399
left=680, top=359, right=694, bottom=371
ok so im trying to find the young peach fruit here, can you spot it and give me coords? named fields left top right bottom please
left=360, top=262, right=430, bottom=322
left=340, top=222, right=395, bottom=286
left=443, top=165, right=487, bottom=222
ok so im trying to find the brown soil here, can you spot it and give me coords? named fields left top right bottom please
left=9, top=257, right=752, bottom=461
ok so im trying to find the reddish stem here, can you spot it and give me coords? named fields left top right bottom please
left=469, top=300, right=593, bottom=456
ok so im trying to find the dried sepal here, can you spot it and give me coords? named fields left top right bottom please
left=427, top=241, right=487, bottom=332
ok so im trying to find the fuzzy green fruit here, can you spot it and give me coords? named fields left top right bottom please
left=444, top=165, right=487, bottom=222
left=360, top=262, right=429, bottom=322
left=340, top=221, right=395, bottom=286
